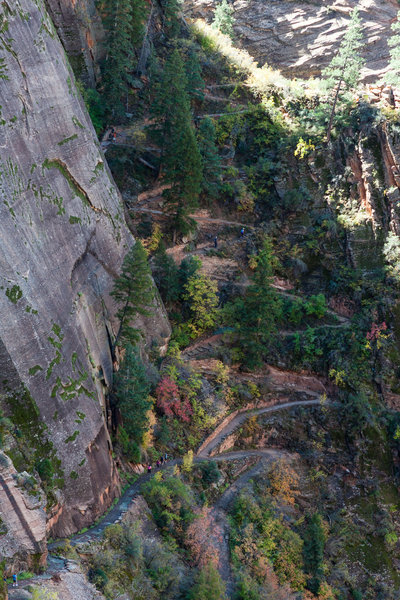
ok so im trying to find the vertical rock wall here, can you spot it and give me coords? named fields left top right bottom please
left=0, top=0, right=168, bottom=541
left=44, top=0, right=105, bottom=85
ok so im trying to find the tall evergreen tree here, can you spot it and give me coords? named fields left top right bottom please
left=101, top=0, right=135, bottom=119
left=162, top=124, right=202, bottom=237
left=151, top=49, right=189, bottom=152
left=385, top=11, right=400, bottom=87
left=111, top=241, right=154, bottom=349
left=197, top=117, right=222, bottom=200
left=185, top=47, right=205, bottom=103
left=113, top=344, right=152, bottom=462
left=131, top=0, right=147, bottom=50
left=151, top=49, right=202, bottom=238
left=212, top=0, right=235, bottom=38
left=153, top=243, right=180, bottom=305
left=178, top=255, right=202, bottom=289
left=226, top=238, right=282, bottom=369
left=322, top=7, right=365, bottom=142
left=163, top=0, right=181, bottom=38
left=303, top=513, right=326, bottom=595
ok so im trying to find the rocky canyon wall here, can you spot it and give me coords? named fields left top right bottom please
left=185, top=0, right=399, bottom=83
left=0, top=0, right=169, bottom=554
left=44, top=0, right=105, bottom=85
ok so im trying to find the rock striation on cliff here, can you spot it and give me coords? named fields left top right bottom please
left=185, top=0, right=399, bottom=83
left=0, top=0, right=169, bottom=547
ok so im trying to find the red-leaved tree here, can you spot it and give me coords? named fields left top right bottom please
left=156, top=376, right=192, bottom=422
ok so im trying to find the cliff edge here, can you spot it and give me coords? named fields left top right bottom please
left=0, top=0, right=169, bottom=548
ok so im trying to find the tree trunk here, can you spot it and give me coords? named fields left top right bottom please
left=112, top=295, right=131, bottom=351
left=326, top=77, right=343, bottom=143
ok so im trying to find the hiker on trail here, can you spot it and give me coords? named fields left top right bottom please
left=160, top=456, right=164, bottom=465
left=147, top=464, right=152, bottom=474
left=240, top=227, right=244, bottom=237
left=164, top=453, right=168, bottom=462
left=12, top=574, right=17, bottom=587
left=156, top=459, right=160, bottom=468
left=113, top=132, right=117, bottom=142
left=214, top=235, right=218, bottom=248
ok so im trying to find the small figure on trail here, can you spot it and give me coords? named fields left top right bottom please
left=160, top=456, right=164, bottom=465
left=12, top=574, right=17, bottom=587
left=156, top=459, right=160, bottom=468
left=164, top=453, right=168, bottom=462
left=240, top=227, right=244, bottom=237
left=147, top=464, right=152, bottom=474
left=3, top=576, right=6, bottom=586
left=214, top=235, right=218, bottom=248
left=113, top=132, right=117, bottom=142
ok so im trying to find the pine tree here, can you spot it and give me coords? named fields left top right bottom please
left=178, top=255, right=202, bottom=290
left=111, top=241, right=155, bottom=349
left=185, top=47, right=205, bottom=103
left=197, top=117, right=222, bottom=200
left=226, top=238, right=282, bottom=369
left=162, top=122, right=202, bottom=237
left=131, top=0, right=147, bottom=50
left=151, top=49, right=190, bottom=152
left=212, top=0, right=235, bottom=38
left=322, top=7, right=365, bottom=142
left=303, top=513, right=325, bottom=595
left=163, top=0, right=181, bottom=39
left=385, top=11, right=400, bottom=87
left=101, top=0, right=135, bottom=120
left=153, top=243, right=180, bottom=305
left=113, top=344, right=151, bottom=462
left=151, top=49, right=202, bottom=238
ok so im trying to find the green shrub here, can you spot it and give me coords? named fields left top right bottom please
left=199, top=460, right=221, bottom=484
left=36, top=458, right=54, bottom=483
left=88, top=566, right=109, bottom=591
left=142, top=475, right=195, bottom=542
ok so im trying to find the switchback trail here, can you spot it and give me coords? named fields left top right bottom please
left=36, top=398, right=327, bottom=599
left=197, top=398, right=322, bottom=458
left=47, top=398, right=323, bottom=550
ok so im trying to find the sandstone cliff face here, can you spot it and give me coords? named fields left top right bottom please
left=44, top=0, right=105, bottom=85
left=186, top=0, right=398, bottom=83
left=0, top=0, right=169, bottom=543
